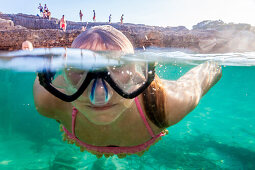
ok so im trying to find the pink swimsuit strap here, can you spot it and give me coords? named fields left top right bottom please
left=62, top=97, right=165, bottom=154
left=134, top=97, right=155, bottom=137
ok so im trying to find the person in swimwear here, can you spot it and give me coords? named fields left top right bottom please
left=38, top=3, right=43, bottom=17
left=93, top=10, right=96, bottom=22
left=120, top=14, right=124, bottom=25
left=33, top=25, right=222, bottom=158
left=79, top=10, right=83, bottom=22
left=81, top=22, right=88, bottom=31
left=60, top=15, right=67, bottom=32
left=47, top=10, right=51, bottom=20
left=109, top=14, right=112, bottom=24
left=44, top=4, right=48, bottom=12
left=22, top=40, right=33, bottom=51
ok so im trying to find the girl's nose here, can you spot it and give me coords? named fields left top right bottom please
left=88, top=78, right=113, bottom=106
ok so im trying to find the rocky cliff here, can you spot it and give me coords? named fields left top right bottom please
left=1, top=13, right=255, bottom=53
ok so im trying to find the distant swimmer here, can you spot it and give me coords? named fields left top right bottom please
left=22, top=40, right=33, bottom=51
left=60, top=15, right=67, bottom=32
left=79, top=10, right=83, bottom=22
left=93, top=10, right=96, bottom=22
left=120, top=14, right=124, bottom=25
left=109, top=14, right=112, bottom=24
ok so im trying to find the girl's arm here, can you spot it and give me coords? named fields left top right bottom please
left=162, top=61, right=222, bottom=126
left=33, top=77, right=70, bottom=119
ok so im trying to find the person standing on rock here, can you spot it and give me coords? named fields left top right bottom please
left=120, top=14, right=124, bottom=25
left=93, top=10, right=96, bottom=22
left=44, top=4, right=48, bottom=12
left=43, top=10, right=47, bottom=19
left=43, top=4, right=48, bottom=19
left=60, top=15, right=67, bottom=32
left=38, top=3, right=43, bottom=17
left=79, top=10, right=83, bottom=22
left=82, top=22, right=88, bottom=31
left=47, top=10, right=51, bottom=20
left=109, top=14, right=112, bottom=24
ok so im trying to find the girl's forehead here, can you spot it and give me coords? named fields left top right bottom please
left=64, top=63, right=135, bottom=73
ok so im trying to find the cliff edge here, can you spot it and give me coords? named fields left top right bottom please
left=1, top=13, right=255, bottom=53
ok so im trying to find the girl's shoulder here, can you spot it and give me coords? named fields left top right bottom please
left=33, top=77, right=71, bottom=119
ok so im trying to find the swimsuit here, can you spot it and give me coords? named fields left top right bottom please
left=60, top=19, right=66, bottom=29
left=93, top=12, right=96, bottom=21
left=60, top=97, right=168, bottom=158
left=39, top=6, right=43, bottom=13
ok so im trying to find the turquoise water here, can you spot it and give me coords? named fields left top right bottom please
left=0, top=50, right=254, bottom=169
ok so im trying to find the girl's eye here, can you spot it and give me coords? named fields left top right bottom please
left=67, top=71, right=87, bottom=85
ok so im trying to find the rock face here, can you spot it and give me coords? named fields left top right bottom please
left=0, top=28, right=82, bottom=50
left=0, top=18, right=14, bottom=30
left=0, top=13, right=59, bottom=30
left=193, top=20, right=252, bottom=31
left=1, top=13, right=255, bottom=53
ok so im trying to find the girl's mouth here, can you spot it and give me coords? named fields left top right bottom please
left=86, top=104, right=117, bottom=111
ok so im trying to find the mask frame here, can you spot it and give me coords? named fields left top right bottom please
left=38, top=63, right=155, bottom=102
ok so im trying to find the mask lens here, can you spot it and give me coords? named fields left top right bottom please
left=50, top=68, right=88, bottom=95
left=108, top=62, right=148, bottom=94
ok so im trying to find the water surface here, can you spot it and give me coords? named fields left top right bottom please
left=0, top=48, right=254, bottom=169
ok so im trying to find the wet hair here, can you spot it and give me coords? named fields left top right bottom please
left=71, top=25, right=166, bottom=128
left=142, top=75, right=167, bottom=128
left=71, top=25, right=134, bottom=53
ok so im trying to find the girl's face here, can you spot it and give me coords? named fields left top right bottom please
left=69, top=33, right=135, bottom=125
left=63, top=65, right=135, bottom=125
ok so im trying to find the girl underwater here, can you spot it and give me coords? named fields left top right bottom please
left=33, top=25, right=222, bottom=158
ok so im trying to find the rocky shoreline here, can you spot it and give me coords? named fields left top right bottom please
left=1, top=13, right=255, bottom=53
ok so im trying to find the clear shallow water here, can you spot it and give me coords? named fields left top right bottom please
left=0, top=48, right=254, bottom=169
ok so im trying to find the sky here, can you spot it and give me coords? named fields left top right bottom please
left=0, top=0, right=255, bottom=29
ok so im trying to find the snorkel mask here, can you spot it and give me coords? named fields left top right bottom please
left=38, top=59, right=156, bottom=105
